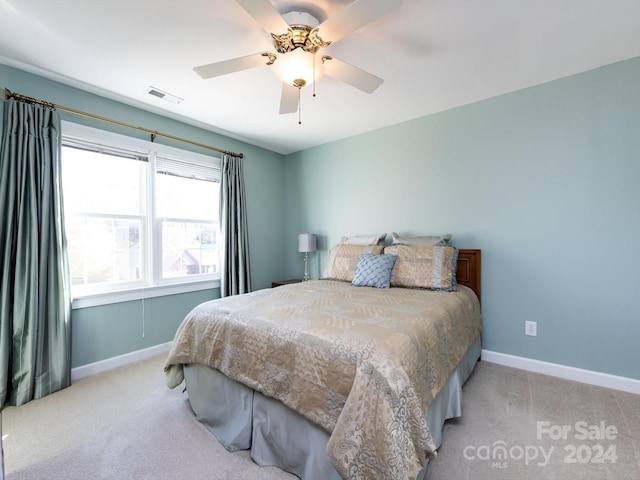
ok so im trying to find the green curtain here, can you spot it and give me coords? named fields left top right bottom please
left=219, top=154, right=252, bottom=297
left=0, top=99, right=72, bottom=407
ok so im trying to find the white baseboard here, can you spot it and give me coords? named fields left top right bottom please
left=71, top=344, right=640, bottom=396
left=71, top=342, right=173, bottom=382
left=481, top=349, right=640, bottom=396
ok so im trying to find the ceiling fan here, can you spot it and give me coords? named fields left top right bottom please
left=193, top=0, right=402, bottom=120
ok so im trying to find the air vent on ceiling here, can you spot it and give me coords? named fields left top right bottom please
left=146, top=86, right=183, bottom=104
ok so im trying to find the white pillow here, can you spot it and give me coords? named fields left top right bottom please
left=340, top=233, right=386, bottom=245
left=391, top=232, right=452, bottom=246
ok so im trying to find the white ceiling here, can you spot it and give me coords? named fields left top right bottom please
left=1, top=0, right=639, bottom=155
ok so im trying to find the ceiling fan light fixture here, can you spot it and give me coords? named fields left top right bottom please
left=195, top=0, right=403, bottom=121
left=271, top=48, right=325, bottom=87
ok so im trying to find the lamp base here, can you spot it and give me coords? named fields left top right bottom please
left=303, top=252, right=310, bottom=281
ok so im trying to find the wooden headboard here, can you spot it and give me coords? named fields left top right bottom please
left=456, top=249, right=481, bottom=303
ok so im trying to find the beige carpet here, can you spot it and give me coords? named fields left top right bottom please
left=3, top=354, right=639, bottom=480
left=3, top=355, right=294, bottom=480
left=426, top=361, right=640, bottom=480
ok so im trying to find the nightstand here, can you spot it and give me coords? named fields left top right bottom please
left=271, top=279, right=302, bottom=288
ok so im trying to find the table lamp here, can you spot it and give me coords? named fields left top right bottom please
left=298, top=233, right=317, bottom=281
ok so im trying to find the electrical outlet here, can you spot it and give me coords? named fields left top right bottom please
left=525, top=321, right=537, bottom=337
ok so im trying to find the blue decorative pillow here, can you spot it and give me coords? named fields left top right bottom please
left=352, top=254, right=397, bottom=289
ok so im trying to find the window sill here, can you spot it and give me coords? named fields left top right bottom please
left=72, top=279, right=220, bottom=309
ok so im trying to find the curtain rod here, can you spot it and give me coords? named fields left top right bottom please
left=2, top=88, right=243, bottom=158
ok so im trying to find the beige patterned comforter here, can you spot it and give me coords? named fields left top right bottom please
left=164, top=280, right=482, bottom=480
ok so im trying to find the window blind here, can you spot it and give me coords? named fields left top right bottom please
left=156, top=156, right=220, bottom=182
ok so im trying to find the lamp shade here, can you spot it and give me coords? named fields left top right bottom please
left=298, top=233, right=317, bottom=253
left=272, top=49, right=325, bottom=87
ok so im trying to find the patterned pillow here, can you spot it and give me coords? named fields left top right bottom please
left=322, top=244, right=384, bottom=282
left=352, top=254, right=397, bottom=289
left=384, top=245, right=458, bottom=291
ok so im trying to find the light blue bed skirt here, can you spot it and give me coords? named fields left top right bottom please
left=184, top=336, right=481, bottom=480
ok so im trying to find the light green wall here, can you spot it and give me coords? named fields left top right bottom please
left=284, top=57, right=640, bottom=380
left=71, top=290, right=216, bottom=367
left=4, top=58, right=640, bottom=377
left=1, top=63, right=287, bottom=367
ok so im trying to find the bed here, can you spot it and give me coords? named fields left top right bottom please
left=165, top=246, right=482, bottom=480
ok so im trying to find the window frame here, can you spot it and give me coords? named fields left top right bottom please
left=61, top=121, right=221, bottom=309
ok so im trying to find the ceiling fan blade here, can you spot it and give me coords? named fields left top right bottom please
left=317, top=0, right=402, bottom=44
left=236, top=0, right=290, bottom=34
left=194, top=53, right=274, bottom=79
left=279, top=83, right=299, bottom=114
left=323, top=57, right=384, bottom=94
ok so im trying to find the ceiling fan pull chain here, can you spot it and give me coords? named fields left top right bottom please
left=313, top=51, right=317, bottom=98
left=298, top=86, right=302, bottom=125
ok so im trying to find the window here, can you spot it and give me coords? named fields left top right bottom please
left=155, top=157, right=219, bottom=279
left=61, top=122, right=220, bottom=304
